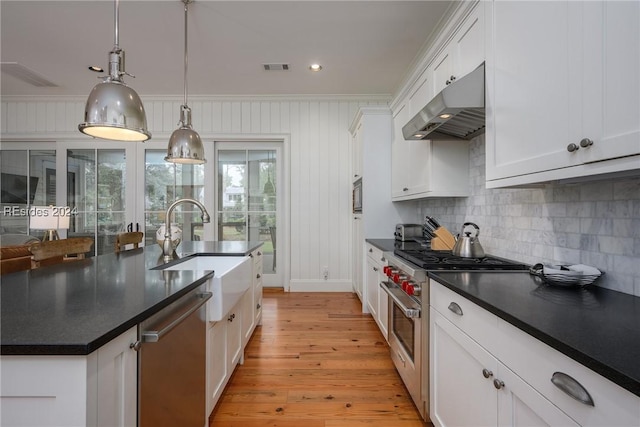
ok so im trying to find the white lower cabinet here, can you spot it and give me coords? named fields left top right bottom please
left=207, top=320, right=228, bottom=417
left=0, top=326, right=137, bottom=427
left=430, top=280, right=640, bottom=427
left=430, top=307, right=497, bottom=427
left=207, top=247, right=263, bottom=418
left=206, top=300, right=242, bottom=418
left=365, top=242, right=389, bottom=341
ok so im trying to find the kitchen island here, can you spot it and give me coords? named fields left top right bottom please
left=0, top=241, right=263, bottom=427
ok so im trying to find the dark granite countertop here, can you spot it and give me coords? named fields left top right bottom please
left=366, top=238, right=425, bottom=253
left=429, top=271, right=640, bottom=398
left=0, top=241, right=263, bottom=356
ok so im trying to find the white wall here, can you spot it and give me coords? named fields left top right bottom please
left=1, top=95, right=388, bottom=289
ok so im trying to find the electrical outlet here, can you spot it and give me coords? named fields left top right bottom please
left=322, top=266, right=329, bottom=280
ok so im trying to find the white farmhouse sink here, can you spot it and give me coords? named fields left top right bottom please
left=164, top=256, right=252, bottom=321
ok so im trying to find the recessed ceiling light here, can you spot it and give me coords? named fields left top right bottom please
left=309, top=64, right=322, bottom=72
left=439, top=113, right=452, bottom=119
left=88, top=66, right=103, bottom=73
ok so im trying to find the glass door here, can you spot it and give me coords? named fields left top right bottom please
left=216, top=145, right=280, bottom=284
left=66, top=148, right=132, bottom=256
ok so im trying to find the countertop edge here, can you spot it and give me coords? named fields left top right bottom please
left=428, top=272, right=640, bottom=398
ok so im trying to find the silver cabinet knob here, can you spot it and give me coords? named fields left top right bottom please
left=580, top=138, right=594, bottom=148
left=567, top=143, right=579, bottom=153
left=493, top=379, right=505, bottom=390
left=130, top=341, right=141, bottom=351
left=373, top=267, right=379, bottom=272
left=482, top=369, right=493, bottom=378
left=403, top=187, right=409, bottom=192
left=369, top=248, right=373, bottom=253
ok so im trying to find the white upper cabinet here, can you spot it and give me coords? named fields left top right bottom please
left=485, top=0, right=640, bottom=187
left=432, top=4, right=485, bottom=96
left=391, top=100, right=469, bottom=200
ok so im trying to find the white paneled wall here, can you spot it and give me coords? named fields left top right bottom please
left=1, top=96, right=388, bottom=290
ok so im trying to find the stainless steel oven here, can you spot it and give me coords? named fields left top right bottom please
left=380, top=254, right=428, bottom=420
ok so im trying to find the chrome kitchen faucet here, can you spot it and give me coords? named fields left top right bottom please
left=163, top=198, right=210, bottom=261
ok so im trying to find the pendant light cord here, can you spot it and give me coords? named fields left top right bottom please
left=183, top=0, right=189, bottom=108
left=114, top=0, right=120, bottom=50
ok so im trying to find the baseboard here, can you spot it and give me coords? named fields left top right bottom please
left=288, top=279, right=353, bottom=292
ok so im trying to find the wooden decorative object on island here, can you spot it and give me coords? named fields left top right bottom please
left=30, top=237, right=94, bottom=269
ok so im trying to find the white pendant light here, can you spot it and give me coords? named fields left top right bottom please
left=165, top=0, right=205, bottom=164
left=78, top=0, right=151, bottom=142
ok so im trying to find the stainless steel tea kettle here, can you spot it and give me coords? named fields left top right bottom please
left=452, top=222, right=485, bottom=258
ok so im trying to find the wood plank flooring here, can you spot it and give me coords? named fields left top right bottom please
left=209, top=289, right=431, bottom=427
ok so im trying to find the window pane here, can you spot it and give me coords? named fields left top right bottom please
left=218, top=212, right=246, bottom=241
left=0, top=149, right=55, bottom=239
left=144, top=149, right=205, bottom=246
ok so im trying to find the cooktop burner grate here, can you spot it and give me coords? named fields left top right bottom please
left=394, top=249, right=529, bottom=271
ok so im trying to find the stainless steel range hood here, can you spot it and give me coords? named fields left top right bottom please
left=402, top=62, right=485, bottom=140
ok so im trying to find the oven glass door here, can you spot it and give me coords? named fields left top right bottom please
left=392, top=302, right=415, bottom=362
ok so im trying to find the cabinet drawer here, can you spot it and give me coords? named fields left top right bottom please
left=495, top=318, right=640, bottom=427
left=430, top=280, right=499, bottom=355
left=365, top=243, right=387, bottom=266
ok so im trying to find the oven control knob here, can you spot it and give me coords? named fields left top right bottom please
left=411, top=284, right=422, bottom=296
left=401, top=280, right=410, bottom=291
left=386, top=267, right=397, bottom=278
left=393, top=274, right=406, bottom=284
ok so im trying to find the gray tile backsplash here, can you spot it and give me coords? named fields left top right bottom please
left=418, top=135, right=640, bottom=296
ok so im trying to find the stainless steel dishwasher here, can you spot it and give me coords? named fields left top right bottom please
left=135, top=284, right=212, bottom=427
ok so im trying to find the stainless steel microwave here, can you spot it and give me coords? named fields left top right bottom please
left=352, top=178, right=362, bottom=213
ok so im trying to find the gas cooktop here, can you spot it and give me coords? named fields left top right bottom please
left=394, top=248, right=529, bottom=271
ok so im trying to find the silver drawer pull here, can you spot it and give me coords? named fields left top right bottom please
left=493, top=379, right=505, bottom=390
left=482, top=369, right=493, bottom=379
left=448, top=302, right=463, bottom=316
left=142, top=292, right=212, bottom=343
left=551, top=372, right=595, bottom=407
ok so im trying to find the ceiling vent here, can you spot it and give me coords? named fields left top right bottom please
left=1, top=62, right=59, bottom=87
left=263, top=63, right=290, bottom=71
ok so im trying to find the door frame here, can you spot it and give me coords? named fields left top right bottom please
left=208, top=135, right=290, bottom=289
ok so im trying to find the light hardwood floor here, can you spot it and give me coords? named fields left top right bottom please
left=209, top=289, right=431, bottom=427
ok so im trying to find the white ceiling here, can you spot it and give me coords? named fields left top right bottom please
left=0, top=0, right=453, bottom=98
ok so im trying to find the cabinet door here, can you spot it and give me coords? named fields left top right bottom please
left=408, top=67, right=433, bottom=118
left=407, top=139, right=432, bottom=196
left=227, top=306, right=242, bottom=368
left=391, top=103, right=411, bottom=198
left=241, top=287, right=255, bottom=347
left=352, top=216, right=364, bottom=301
left=430, top=308, right=497, bottom=427
left=452, top=3, right=485, bottom=80
left=432, top=47, right=454, bottom=95
left=352, top=123, right=364, bottom=181
left=95, top=326, right=137, bottom=427
left=207, top=321, right=227, bottom=415
left=497, top=363, right=580, bottom=427
left=254, top=263, right=263, bottom=327
left=365, top=257, right=379, bottom=319
left=582, top=1, right=640, bottom=163
left=378, top=282, right=389, bottom=341
left=486, top=1, right=584, bottom=181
